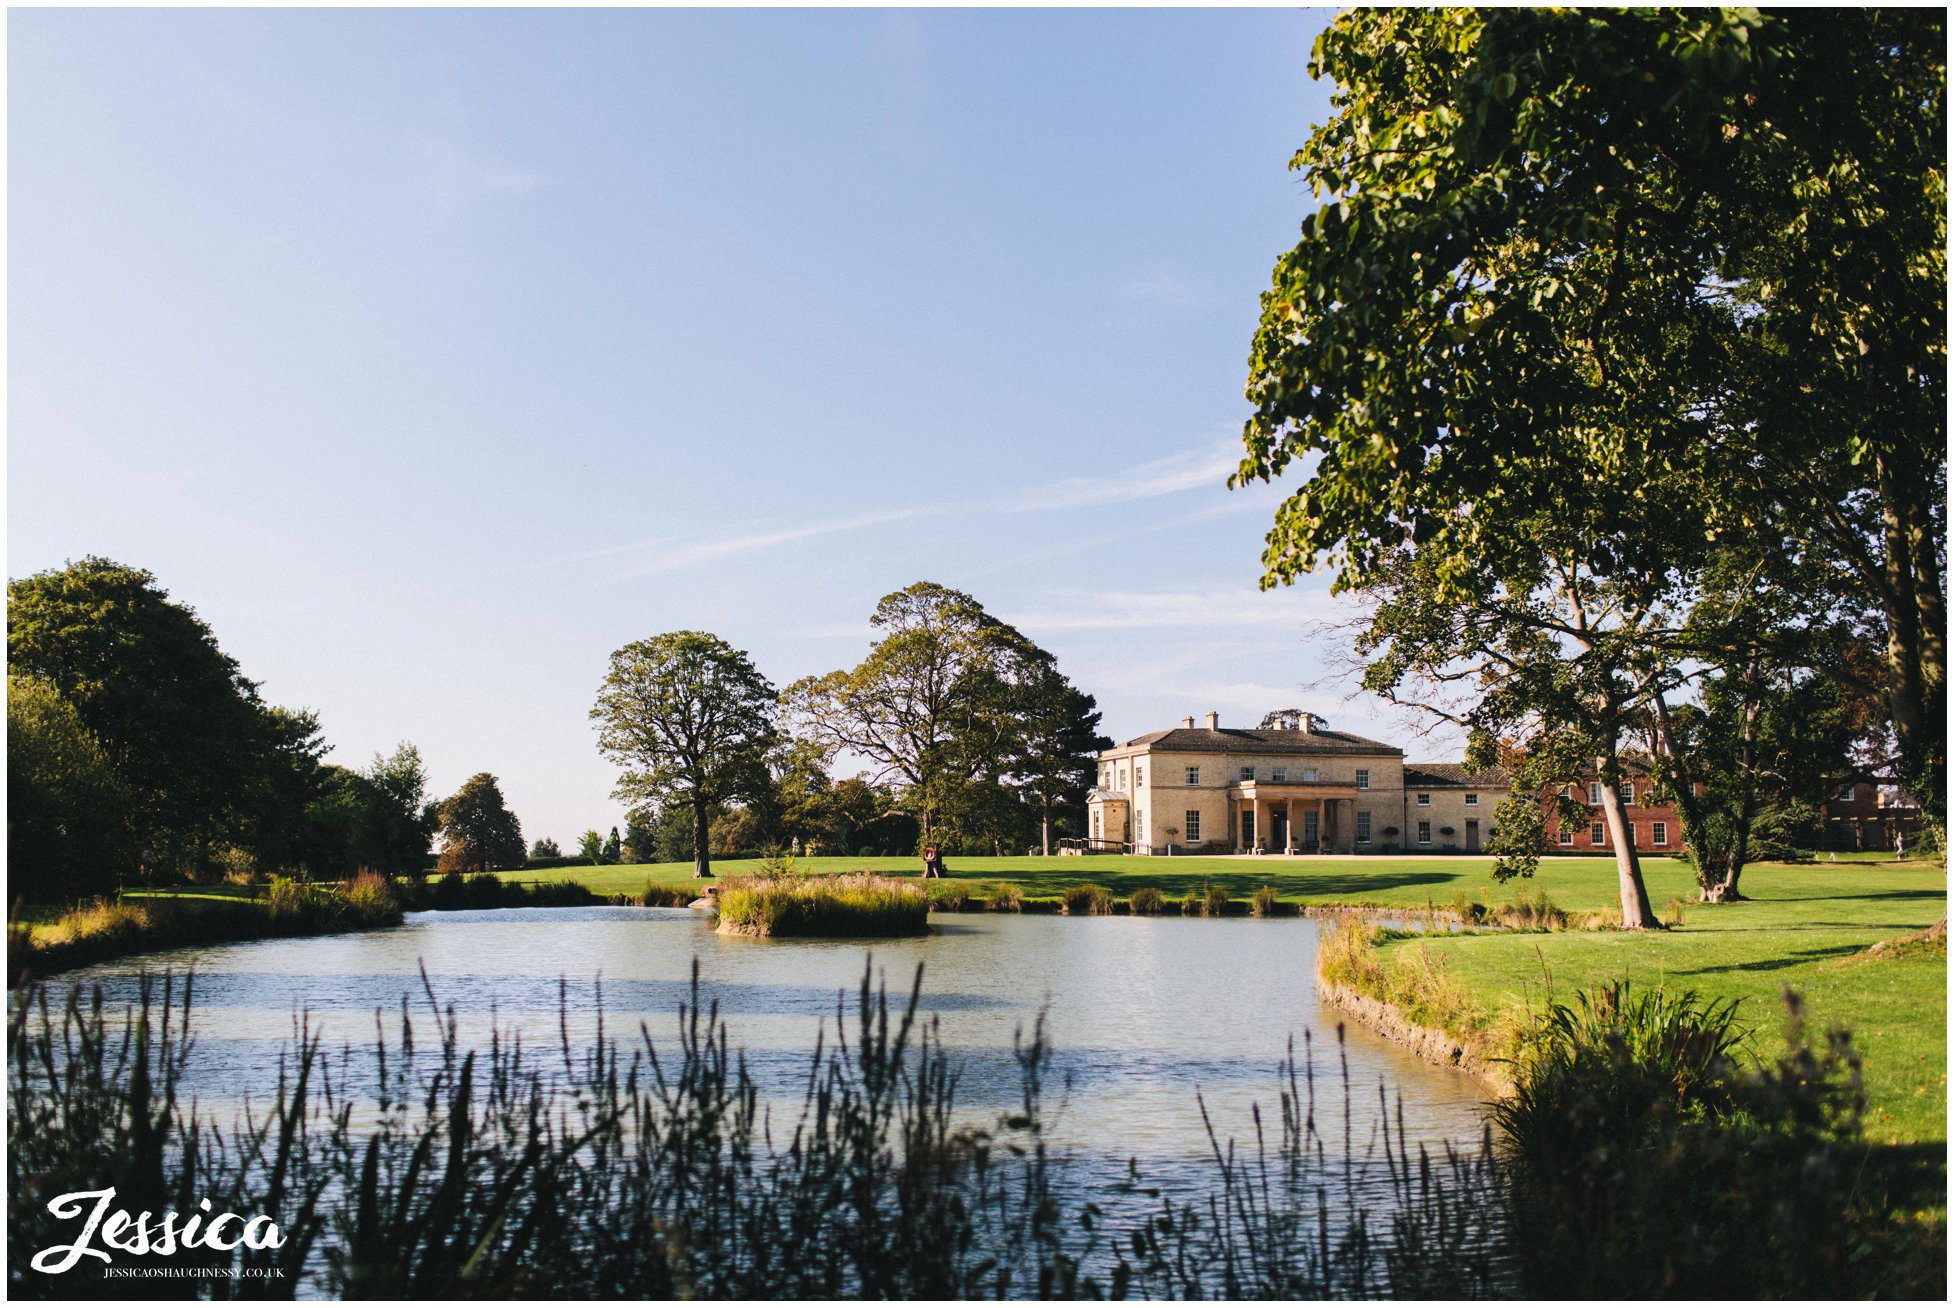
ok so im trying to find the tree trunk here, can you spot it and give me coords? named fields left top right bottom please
left=692, top=800, right=712, bottom=879
left=1041, top=797, right=1053, bottom=857
left=1879, top=454, right=1947, bottom=829
left=1598, top=758, right=1659, bottom=929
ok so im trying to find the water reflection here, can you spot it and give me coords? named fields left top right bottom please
left=66, top=907, right=1491, bottom=1165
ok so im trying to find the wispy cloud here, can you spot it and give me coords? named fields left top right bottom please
left=1111, top=266, right=1222, bottom=311
left=604, top=507, right=934, bottom=579
left=994, top=438, right=1241, bottom=513
left=419, top=138, right=543, bottom=212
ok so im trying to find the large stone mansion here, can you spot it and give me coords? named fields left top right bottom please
left=1083, top=709, right=1682, bottom=856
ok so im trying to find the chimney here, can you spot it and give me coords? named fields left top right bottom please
left=1180, top=715, right=1195, bottom=729
left=1204, top=711, right=1219, bottom=731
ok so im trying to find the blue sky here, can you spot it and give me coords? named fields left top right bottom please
left=10, top=7, right=1447, bottom=845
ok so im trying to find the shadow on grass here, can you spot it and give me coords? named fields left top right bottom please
left=1009, top=869, right=1463, bottom=900
left=1675, top=943, right=1866, bottom=975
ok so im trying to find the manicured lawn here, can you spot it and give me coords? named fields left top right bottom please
left=1370, top=861, right=1947, bottom=1146
left=504, top=850, right=1729, bottom=908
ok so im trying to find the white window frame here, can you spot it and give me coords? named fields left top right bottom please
left=1302, top=768, right=1319, bottom=783
left=1619, top=783, right=1634, bottom=806
left=1271, top=767, right=1287, bottom=783
left=1092, top=811, right=1102, bottom=839
left=1185, top=810, right=1201, bottom=843
left=1464, top=792, right=1479, bottom=807
left=1588, top=782, right=1603, bottom=805
left=1356, top=811, right=1372, bottom=843
left=1558, top=825, right=1574, bottom=846
left=1417, top=820, right=1432, bottom=845
left=1653, top=821, right=1668, bottom=846
left=1355, top=769, right=1370, bottom=790
left=1590, top=821, right=1607, bottom=845
left=1837, top=784, right=1856, bottom=803
left=1186, top=766, right=1200, bottom=786
left=1416, top=793, right=1431, bottom=807
left=1240, top=766, right=1255, bottom=782
left=1135, top=765, right=1145, bottom=787
left=1137, top=811, right=1146, bottom=843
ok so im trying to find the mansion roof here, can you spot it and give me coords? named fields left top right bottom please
left=1111, top=726, right=1402, bottom=757
left=1404, top=762, right=1511, bottom=788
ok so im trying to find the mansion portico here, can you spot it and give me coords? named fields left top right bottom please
left=1086, top=709, right=1409, bottom=855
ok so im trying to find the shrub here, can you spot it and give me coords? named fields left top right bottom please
left=343, top=871, right=401, bottom=926
left=1060, top=884, right=1115, bottom=915
left=1203, top=883, right=1231, bottom=917
left=927, top=881, right=973, bottom=912
left=1493, top=982, right=1875, bottom=1298
left=1129, top=886, right=1166, bottom=916
left=1177, top=892, right=1201, bottom=916
left=637, top=882, right=697, bottom=908
left=1251, top=886, right=1280, bottom=917
left=716, top=873, right=928, bottom=938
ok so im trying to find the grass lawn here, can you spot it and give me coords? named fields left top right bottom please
left=1367, top=861, right=1948, bottom=1146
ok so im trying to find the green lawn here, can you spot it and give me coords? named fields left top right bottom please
left=1367, top=861, right=1947, bottom=1146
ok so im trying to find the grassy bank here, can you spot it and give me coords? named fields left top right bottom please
left=8, top=874, right=404, bottom=984
left=1344, top=864, right=1947, bottom=1147
left=716, top=873, right=929, bottom=937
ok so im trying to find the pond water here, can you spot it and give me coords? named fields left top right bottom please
left=62, top=907, right=1490, bottom=1187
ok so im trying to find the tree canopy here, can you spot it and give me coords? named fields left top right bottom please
left=436, top=772, right=527, bottom=875
left=591, top=631, right=778, bottom=878
left=1239, top=9, right=1945, bottom=864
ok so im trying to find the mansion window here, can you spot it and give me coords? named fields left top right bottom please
left=1302, top=768, right=1319, bottom=782
left=1185, top=766, right=1201, bottom=786
left=1184, top=810, right=1202, bottom=843
left=1618, top=783, right=1634, bottom=806
left=1417, top=820, right=1432, bottom=845
left=1837, top=784, right=1856, bottom=803
left=1137, top=812, right=1147, bottom=843
left=1271, top=767, right=1287, bottom=782
left=1558, top=826, right=1574, bottom=846
left=1464, top=793, right=1479, bottom=806
left=1588, top=782, right=1603, bottom=805
left=1416, top=793, right=1431, bottom=807
left=1135, top=765, right=1145, bottom=787
left=1626, top=822, right=1637, bottom=845
left=1092, top=811, right=1102, bottom=839
left=1240, top=766, right=1255, bottom=781
left=1590, top=821, right=1607, bottom=845
left=1355, top=769, right=1370, bottom=790
left=1356, top=811, right=1372, bottom=843
left=1653, top=821, right=1668, bottom=846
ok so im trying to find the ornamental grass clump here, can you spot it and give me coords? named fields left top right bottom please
left=1060, top=884, right=1115, bottom=915
left=715, top=873, right=928, bottom=938
left=1252, top=885, right=1281, bottom=917
left=1128, top=886, right=1166, bottom=916
left=1203, top=883, right=1232, bottom=917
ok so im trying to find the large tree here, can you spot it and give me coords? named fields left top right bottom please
left=7, top=674, right=129, bottom=902
left=435, top=772, right=527, bottom=875
left=590, top=631, right=778, bottom=879
left=9, top=557, right=298, bottom=873
left=784, top=583, right=1075, bottom=848
left=1238, top=10, right=1944, bottom=846
left=1008, top=661, right=1111, bottom=856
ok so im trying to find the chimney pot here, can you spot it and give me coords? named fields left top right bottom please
left=1181, top=715, right=1195, bottom=729
left=1204, top=711, right=1219, bottom=731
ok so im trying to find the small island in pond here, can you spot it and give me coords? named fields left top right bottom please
left=712, top=873, right=932, bottom=938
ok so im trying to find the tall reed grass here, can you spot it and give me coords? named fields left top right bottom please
left=8, top=966, right=1510, bottom=1299
left=714, top=873, right=928, bottom=937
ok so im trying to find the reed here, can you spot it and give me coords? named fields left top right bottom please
left=8, top=966, right=1510, bottom=1299
left=715, top=873, right=929, bottom=937
left=1128, top=886, right=1166, bottom=915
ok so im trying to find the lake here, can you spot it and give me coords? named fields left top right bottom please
left=63, top=906, right=1490, bottom=1190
